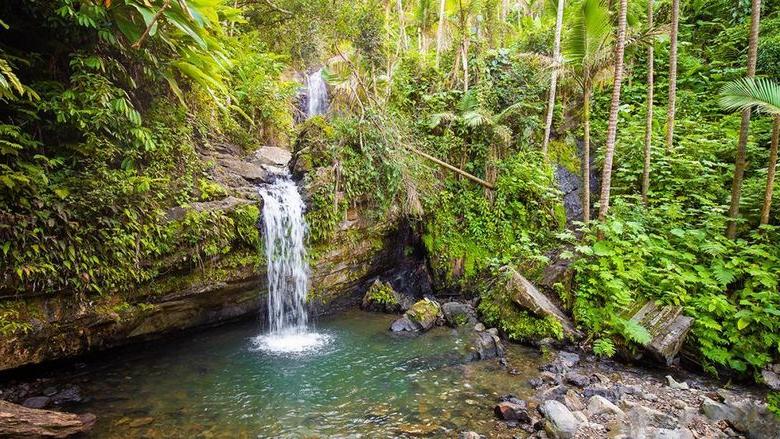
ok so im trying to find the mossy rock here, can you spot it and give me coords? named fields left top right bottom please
left=406, top=298, right=442, bottom=330
left=361, top=280, right=401, bottom=313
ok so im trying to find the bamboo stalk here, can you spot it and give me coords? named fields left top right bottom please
left=404, top=145, right=495, bottom=189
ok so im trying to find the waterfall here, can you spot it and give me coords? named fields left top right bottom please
left=252, top=174, right=329, bottom=354
left=306, top=69, right=328, bottom=117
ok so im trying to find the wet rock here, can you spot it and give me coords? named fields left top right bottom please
left=500, top=267, right=580, bottom=337
left=564, top=372, right=590, bottom=388
left=467, top=331, right=504, bottom=361
left=495, top=399, right=532, bottom=423
left=701, top=395, right=780, bottom=438
left=539, top=385, right=568, bottom=402
left=541, top=351, right=580, bottom=374
left=487, top=328, right=499, bottom=336
left=583, top=385, right=622, bottom=404
left=539, top=400, right=580, bottom=439
left=474, top=323, right=485, bottom=332
left=397, top=423, right=439, bottom=436
left=459, top=432, right=483, bottom=439
left=529, top=378, right=544, bottom=389
left=52, top=386, right=81, bottom=405
left=21, top=397, right=50, bottom=410
left=42, top=387, right=57, bottom=397
left=128, top=417, right=155, bottom=428
left=0, top=400, right=95, bottom=437
left=629, top=301, right=693, bottom=365
left=405, top=298, right=442, bottom=331
left=586, top=395, right=624, bottom=418
left=441, top=302, right=478, bottom=327
left=390, top=315, right=418, bottom=332
left=666, top=375, right=689, bottom=390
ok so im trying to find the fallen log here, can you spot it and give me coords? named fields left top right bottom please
left=0, top=400, right=95, bottom=438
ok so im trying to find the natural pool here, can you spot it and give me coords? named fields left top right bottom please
left=60, top=310, right=543, bottom=438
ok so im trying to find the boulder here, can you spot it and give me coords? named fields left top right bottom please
left=405, top=299, right=442, bottom=331
left=539, top=400, right=580, bottom=439
left=501, top=267, right=579, bottom=337
left=541, top=351, right=580, bottom=374
left=495, top=398, right=532, bottom=423
left=390, top=316, right=419, bottom=332
left=564, top=372, right=590, bottom=388
left=583, top=385, right=623, bottom=404
left=628, top=301, right=693, bottom=365
left=761, top=364, right=780, bottom=390
left=0, top=400, right=95, bottom=438
left=21, top=397, right=50, bottom=410
left=586, top=395, right=624, bottom=418
left=441, top=302, right=478, bottom=327
left=701, top=395, right=780, bottom=438
left=665, top=375, right=689, bottom=391
left=467, top=331, right=505, bottom=361
left=252, top=146, right=292, bottom=169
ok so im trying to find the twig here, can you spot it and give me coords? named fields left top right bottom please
left=132, top=0, right=171, bottom=50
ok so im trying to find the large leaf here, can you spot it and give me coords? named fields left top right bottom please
left=719, top=77, right=780, bottom=115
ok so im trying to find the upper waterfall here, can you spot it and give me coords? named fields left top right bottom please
left=306, top=68, right=329, bottom=117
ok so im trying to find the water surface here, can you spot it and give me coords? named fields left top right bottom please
left=65, top=310, right=542, bottom=438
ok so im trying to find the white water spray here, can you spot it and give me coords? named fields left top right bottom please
left=306, top=69, right=329, bottom=117
left=253, top=174, right=329, bottom=354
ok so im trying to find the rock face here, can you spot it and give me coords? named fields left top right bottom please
left=0, top=400, right=95, bottom=438
left=629, top=301, right=693, bottom=365
left=501, top=266, right=580, bottom=338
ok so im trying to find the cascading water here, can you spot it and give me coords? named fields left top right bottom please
left=306, top=68, right=328, bottom=117
left=252, top=174, right=329, bottom=354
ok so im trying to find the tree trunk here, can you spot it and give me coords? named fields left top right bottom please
left=726, top=0, right=762, bottom=238
left=0, top=400, right=96, bottom=438
left=583, top=81, right=592, bottom=223
left=664, top=0, right=679, bottom=151
left=541, top=0, right=565, bottom=158
left=760, top=116, right=780, bottom=225
left=641, top=0, right=654, bottom=204
left=397, top=0, right=408, bottom=51
left=597, top=0, right=628, bottom=222
left=436, top=0, right=446, bottom=68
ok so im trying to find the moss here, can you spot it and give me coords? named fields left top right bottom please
left=407, top=298, right=441, bottom=325
left=365, top=281, right=398, bottom=306
left=478, top=286, right=564, bottom=342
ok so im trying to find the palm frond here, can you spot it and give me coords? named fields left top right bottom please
left=719, top=77, right=780, bottom=115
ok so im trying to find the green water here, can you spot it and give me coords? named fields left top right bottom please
left=67, top=310, right=542, bottom=438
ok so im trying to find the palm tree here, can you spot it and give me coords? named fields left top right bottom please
left=726, top=0, right=762, bottom=239
left=597, top=0, right=628, bottom=221
left=563, top=0, right=614, bottom=222
left=664, top=0, right=679, bottom=151
left=641, top=0, right=654, bottom=204
left=541, top=0, right=566, bottom=158
left=720, top=77, right=780, bottom=226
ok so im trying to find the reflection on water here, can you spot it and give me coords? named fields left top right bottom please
left=62, top=310, right=542, bottom=438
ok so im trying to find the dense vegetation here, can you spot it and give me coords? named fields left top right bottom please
left=1, top=0, right=779, bottom=406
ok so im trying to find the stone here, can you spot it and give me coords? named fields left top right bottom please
left=572, top=411, right=588, bottom=423
left=474, top=323, right=485, bottom=332
left=761, top=365, right=780, bottom=391
left=467, top=331, right=505, bottom=361
left=539, top=385, right=569, bottom=402
left=539, top=400, right=581, bottom=439
left=583, top=385, right=622, bottom=404
left=643, top=393, right=658, bottom=402
left=541, top=351, right=581, bottom=374
left=565, top=372, right=590, bottom=388
left=21, top=397, right=51, bottom=410
left=495, top=400, right=532, bottom=423
left=586, top=395, right=625, bottom=418
left=217, top=158, right=269, bottom=181
left=648, top=427, right=695, bottom=439
left=52, top=386, right=82, bottom=405
left=529, top=378, right=544, bottom=389
left=390, top=315, right=419, bottom=332
left=441, top=302, right=478, bottom=327
left=0, top=400, right=95, bottom=437
left=500, top=267, right=580, bottom=337
left=128, top=417, right=155, bottom=428
left=627, top=405, right=677, bottom=429
left=487, top=328, right=499, bottom=336
left=672, top=399, right=688, bottom=410
left=701, top=396, right=780, bottom=438
left=629, top=301, right=693, bottom=365
left=405, top=298, right=442, bottom=331
left=563, top=390, right=585, bottom=412
left=666, top=375, right=689, bottom=390
left=252, top=146, right=292, bottom=168
left=459, top=432, right=482, bottom=439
